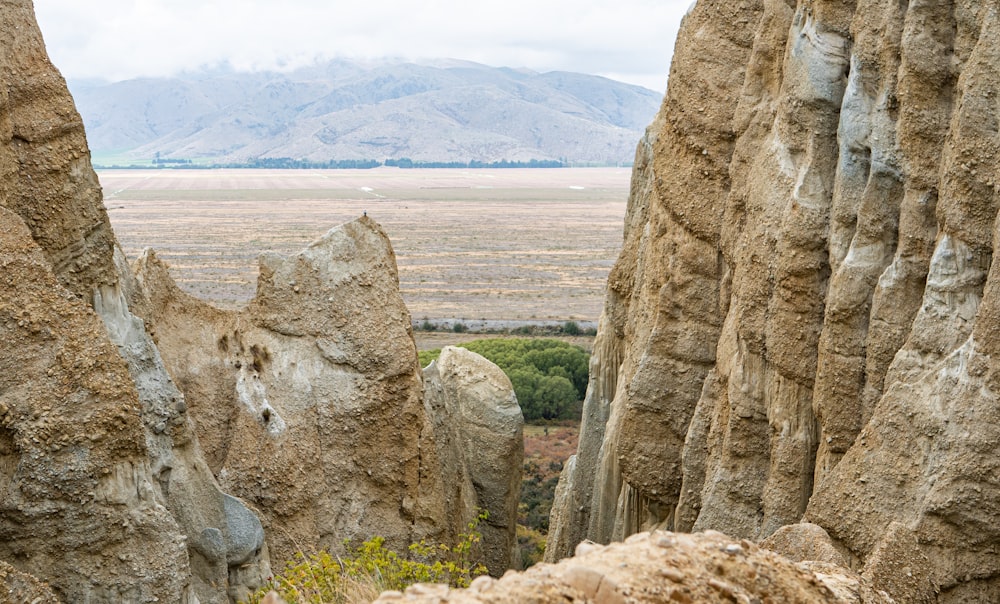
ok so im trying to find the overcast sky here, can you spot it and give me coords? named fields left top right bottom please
left=32, top=0, right=690, bottom=92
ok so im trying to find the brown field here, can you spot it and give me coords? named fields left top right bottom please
left=412, top=332, right=596, bottom=353
left=100, top=167, right=629, bottom=322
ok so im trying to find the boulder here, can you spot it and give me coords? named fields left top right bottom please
left=761, top=523, right=849, bottom=567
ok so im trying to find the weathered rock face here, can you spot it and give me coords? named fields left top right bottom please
left=0, top=0, right=116, bottom=298
left=0, top=207, right=191, bottom=601
left=550, top=0, right=1000, bottom=601
left=99, top=253, right=271, bottom=604
left=422, top=346, right=524, bottom=575
left=0, top=1, right=269, bottom=601
left=131, top=218, right=433, bottom=563
left=132, top=220, right=523, bottom=576
left=374, top=530, right=892, bottom=604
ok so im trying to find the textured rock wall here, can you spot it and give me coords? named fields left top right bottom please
left=0, top=0, right=116, bottom=298
left=130, top=218, right=433, bottom=563
left=422, top=346, right=524, bottom=575
left=0, top=559, right=61, bottom=604
left=132, top=220, right=524, bottom=576
left=374, top=530, right=892, bottom=604
left=0, top=207, right=191, bottom=601
left=550, top=0, right=1000, bottom=601
left=0, top=1, right=269, bottom=601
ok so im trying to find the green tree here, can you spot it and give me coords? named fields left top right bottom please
left=562, top=321, right=581, bottom=335
left=533, top=375, right=577, bottom=420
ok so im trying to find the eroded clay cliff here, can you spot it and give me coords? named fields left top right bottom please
left=550, top=1, right=1000, bottom=602
left=129, top=221, right=524, bottom=576
left=1, top=3, right=525, bottom=597
left=1, top=1, right=269, bottom=601
left=422, top=346, right=524, bottom=575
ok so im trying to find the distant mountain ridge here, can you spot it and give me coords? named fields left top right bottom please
left=68, top=59, right=663, bottom=165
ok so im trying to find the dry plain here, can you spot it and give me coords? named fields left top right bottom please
left=100, top=167, right=629, bottom=323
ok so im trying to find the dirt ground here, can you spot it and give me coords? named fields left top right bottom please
left=100, top=167, right=628, bottom=322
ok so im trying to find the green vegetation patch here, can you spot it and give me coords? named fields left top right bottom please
left=245, top=513, right=489, bottom=603
left=420, top=339, right=588, bottom=421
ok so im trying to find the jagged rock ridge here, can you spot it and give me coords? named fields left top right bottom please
left=373, top=530, right=892, bottom=603
left=550, top=1, right=1000, bottom=602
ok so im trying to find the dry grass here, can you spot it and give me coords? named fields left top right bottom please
left=523, top=425, right=580, bottom=481
left=100, top=167, right=628, bottom=321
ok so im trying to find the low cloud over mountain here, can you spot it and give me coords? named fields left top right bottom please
left=70, top=59, right=662, bottom=165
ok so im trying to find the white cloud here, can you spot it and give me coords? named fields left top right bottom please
left=32, top=0, right=688, bottom=90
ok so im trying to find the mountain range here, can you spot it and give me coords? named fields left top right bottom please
left=67, top=59, right=663, bottom=166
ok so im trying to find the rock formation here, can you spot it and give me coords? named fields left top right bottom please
left=1, top=1, right=269, bottom=601
left=373, top=530, right=892, bottom=603
left=129, top=218, right=435, bottom=563
left=0, top=207, right=190, bottom=602
left=129, top=222, right=524, bottom=576
left=0, top=0, right=115, bottom=299
left=0, top=3, right=524, bottom=598
left=20, top=0, right=1000, bottom=597
left=422, top=346, right=524, bottom=575
left=549, top=0, right=1000, bottom=601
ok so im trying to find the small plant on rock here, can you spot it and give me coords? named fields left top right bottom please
left=243, top=511, right=489, bottom=604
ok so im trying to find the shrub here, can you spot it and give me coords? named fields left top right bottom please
left=452, top=322, right=467, bottom=333
left=561, top=321, right=581, bottom=336
left=516, top=524, right=546, bottom=569
left=244, top=512, right=489, bottom=604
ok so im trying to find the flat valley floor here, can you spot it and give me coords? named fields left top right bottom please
left=100, top=167, right=629, bottom=323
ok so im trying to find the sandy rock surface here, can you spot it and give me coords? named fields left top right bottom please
left=0, top=1, right=270, bottom=601
left=0, top=560, right=60, bottom=604
left=375, top=531, right=891, bottom=604
left=0, top=208, right=191, bottom=601
left=549, top=0, right=1000, bottom=601
left=0, top=0, right=116, bottom=298
left=423, top=347, right=524, bottom=575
